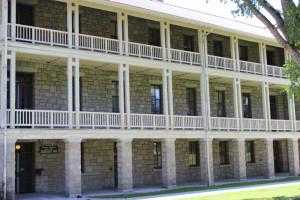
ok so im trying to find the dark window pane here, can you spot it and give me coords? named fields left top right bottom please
left=151, top=85, right=162, bottom=114
left=239, top=46, right=248, bottom=61
left=112, top=81, right=119, bottom=112
left=111, top=20, right=118, bottom=39
left=246, top=141, right=255, bottom=163
left=219, top=141, right=229, bottom=165
left=270, top=96, right=277, bottom=119
left=149, top=28, right=160, bottom=46
left=186, top=88, right=196, bottom=116
left=213, top=41, right=223, bottom=57
left=217, top=91, right=225, bottom=117
left=184, top=35, right=194, bottom=51
left=189, top=141, right=200, bottom=166
left=267, top=51, right=275, bottom=65
left=153, top=142, right=162, bottom=169
left=243, top=93, right=251, bottom=118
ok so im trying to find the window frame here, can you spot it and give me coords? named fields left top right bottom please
left=149, top=28, right=161, bottom=46
left=189, top=141, right=200, bottom=167
left=216, top=91, right=226, bottom=117
left=219, top=141, right=229, bottom=165
left=153, top=142, right=162, bottom=169
left=112, top=81, right=119, bottom=113
left=242, top=93, right=252, bottom=118
left=81, top=142, right=85, bottom=173
left=246, top=141, right=255, bottom=164
left=72, top=77, right=82, bottom=111
left=186, top=88, right=196, bottom=116
left=151, top=85, right=162, bottom=114
left=111, top=20, right=118, bottom=39
left=239, top=45, right=248, bottom=61
left=213, top=40, right=223, bottom=57
left=183, top=35, right=194, bottom=52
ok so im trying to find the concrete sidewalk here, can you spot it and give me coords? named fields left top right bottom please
left=16, top=180, right=300, bottom=200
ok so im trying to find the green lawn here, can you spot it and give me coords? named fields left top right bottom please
left=91, top=177, right=300, bottom=199
left=177, top=184, right=300, bottom=200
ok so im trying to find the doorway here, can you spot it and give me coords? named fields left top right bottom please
left=273, top=141, right=281, bottom=173
left=270, top=96, right=277, bottom=120
left=114, top=142, right=118, bottom=187
left=15, top=143, right=34, bottom=193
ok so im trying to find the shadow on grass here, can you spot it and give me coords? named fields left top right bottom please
left=243, top=196, right=300, bottom=200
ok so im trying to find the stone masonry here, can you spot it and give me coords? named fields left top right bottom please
left=170, top=24, right=199, bottom=52
left=238, top=39, right=260, bottom=63
left=266, top=45, right=285, bottom=66
left=207, top=33, right=231, bottom=58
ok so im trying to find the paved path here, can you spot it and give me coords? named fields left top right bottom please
left=16, top=180, right=300, bottom=200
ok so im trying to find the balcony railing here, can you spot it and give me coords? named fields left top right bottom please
left=242, top=118, right=266, bottom=131
left=207, top=55, right=233, bottom=70
left=270, top=120, right=292, bottom=132
left=239, top=60, right=263, bottom=75
left=210, top=117, right=237, bottom=131
left=7, top=24, right=286, bottom=79
left=173, top=115, right=204, bottom=130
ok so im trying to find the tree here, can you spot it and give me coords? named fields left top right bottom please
left=219, top=0, right=300, bottom=98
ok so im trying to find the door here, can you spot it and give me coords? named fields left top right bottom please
left=114, top=142, right=118, bottom=187
left=15, top=143, right=34, bottom=193
left=270, top=96, right=277, bottom=120
left=273, top=141, right=281, bottom=173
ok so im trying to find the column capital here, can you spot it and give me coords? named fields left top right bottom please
left=162, top=138, right=176, bottom=143
left=118, top=138, right=133, bottom=143
left=7, top=139, right=17, bottom=144
left=233, top=138, right=245, bottom=143
left=64, top=138, right=82, bottom=143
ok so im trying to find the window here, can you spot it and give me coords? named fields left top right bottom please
left=16, top=4, right=34, bottom=26
left=112, top=81, right=119, bottom=112
left=149, top=28, right=160, bottom=46
left=72, top=77, right=82, bottom=111
left=243, top=93, right=251, bottom=118
left=183, top=35, right=194, bottom=51
left=151, top=85, right=162, bottom=114
left=81, top=142, right=85, bottom=173
left=213, top=40, right=223, bottom=57
left=189, top=142, right=200, bottom=166
left=239, top=46, right=248, bottom=61
left=111, top=20, right=117, bottom=39
left=246, top=141, right=255, bottom=163
left=217, top=91, right=225, bottom=117
left=267, top=50, right=275, bottom=65
left=270, top=96, right=277, bottom=119
left=186, top=88, right=196, bottom=116
left=153, top=142, right=162, bottom=169
left=219, top=141, right=229, bottom=165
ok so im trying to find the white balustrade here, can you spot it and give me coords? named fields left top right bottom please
left=173, top=115, right=204, bottom=130
left=130, top=114, right=165, bottom=129
left=207, top=55, right=233, bottom=70
left=296, top=121, right=300, bottom=132
left=270, top=120, right=292, bottom=132
left=267, top=65, right=286, bottom=78
left=210, top=117, right=237, bottom=131
left=242, top=118, right=265, bottom=131
left=171, top=49, right=200, bottom=65
left=126, top=42, right=162, bottom=60
left=80, top=112, right=121, bottom=129
left=239, top=60, right=263, bottom=74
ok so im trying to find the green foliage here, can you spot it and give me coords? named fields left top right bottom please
left=283, top=59, right=300, bottom=100
left=284, top=2, right=300, bottom=49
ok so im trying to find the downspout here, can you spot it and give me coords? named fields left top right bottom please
left=201, top=27, right=213, bottom=186
left=2, top=0, right=8, bottom=199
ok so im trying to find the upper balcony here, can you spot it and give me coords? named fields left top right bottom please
left=5, top=0, right=287, bottom=79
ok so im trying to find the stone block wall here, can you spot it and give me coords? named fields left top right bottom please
left=207, top=33, right=231, bottom=58
left=34, top=140, right=65, bottom=193
left=132, top=139, right=162, bottom=186
left=278, top=140, right=289, bottom=172
left=241, top=85, right=264, bottom=119
left=170, top=25, right=199, bottom=52
left=238, top=39, right=260, bottom=63
left=269, top=89, right=289, bottom=120
left=175, top=139, right=201, bottom=184
left=34, top=0, right=67, bottom=31
left=80, top=6, right=117, bottom=38
left=246, top=140, right=263, bottom=177
left=266, top=45, right=285, bottom=66
left=81, top=140, right=115, bottom=192
left=212, top=139, right=234, bottom=179
left=128, top=16, right=160, bottom=45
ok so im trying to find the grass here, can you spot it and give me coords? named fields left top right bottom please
left=177, top=184, right=300, bottom=200
left=91, top=177, right=300, bottom=199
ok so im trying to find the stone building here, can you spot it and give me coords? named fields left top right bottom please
left=0, top=0, right=299, bottom=199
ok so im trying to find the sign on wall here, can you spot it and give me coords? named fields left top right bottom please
left=39, top=146, right=58, bottom=154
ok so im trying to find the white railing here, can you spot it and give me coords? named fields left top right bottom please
left=296, top=121, right=300, bottom=132
left=8, top=23, right=68, bottom=47
left=126, top=42, right=163, bottom=60
left=77, top=33, right=119, bottom=53
left=171, top=49, right=200, bottom=65
left=80, top=112, right=121, bottom=128
left=270, top=120, right=292, bottom=132
left=210, top=117, right=237, bottom=131
left=173, top=115, right=204, bottom=130
left=130, top=114, right=165, bottom=129
left=207, top=55, right=233, bottom=70
left=239, top=60, right=263, bottom=75
left=267, top=65, right=286, bottom=78
left=242, top=118, right=265, bottom=131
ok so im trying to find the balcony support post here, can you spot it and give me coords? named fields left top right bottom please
left=67, top=2, right=74, bottom=49
left=8, top=51, right=16, bottom=128
left=10, top=0, right=16, bottom=41
left=74, top=58, right=80, bottom=129
left=160, top=21, right=166, bottom=61
left=168, top=70, right=174, bottom=130
left=199, top=29, right=208, bottom=67
left=262, top=82, right=271, bottom=131
left=259, top=43, right=268, bottom=75
left=124, top=14, right=129, bottom=56
left=74, top=3, right=79, bottom=49
left=165, top=23, right=171, bottom=62
left=162, top=69, right=169, bottom=129
left=117, top=12, right=128, bottom=55
left=119, top=64, right=125, bottom=129
left=233, top=78, right=242, bottom=130
left=201, top=74, right=211, bottom=130
left=288, top=94, right=296, bottom=131
left=124, top=64, right=130, bottom=129
left=67, top=57, right=74, bottom=129
left=230, top=36, right=237, bottom=72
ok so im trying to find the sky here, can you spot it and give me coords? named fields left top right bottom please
left=163, top=0, right=297, bottom=27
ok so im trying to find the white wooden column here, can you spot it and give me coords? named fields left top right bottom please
left=8, top=51, right=16, bottom=128
left=74, top=58, right=80, bottom=129
left=160, top=21, right=167, bottom=61
left=67, top=58, right=74, bottom=128
left=123, top=14, right=129, bottom=56
left=162, top=69, right=169, bottom=129
left=201, top=74, right=211, bottom=130
left=124, top=64, right=130, bottom=129
left=233, top=78, right=243, bottom=130
left=230, top=36, right=237, bottom=72
left=165, top=23, right=171, bottom=62
left=117, top=12, right=128, bottom=55
left=259, top=42, right=267, bottom=76
left=288, top=94, right=296, bottom=131
left=118, top=64, right=125, bottom=129
left=10, top=0, right=16, bottom=41
left=262, top=82, right=271, bottom=131
left=67, top=2, right=74, bottom=49
left=168, top=70, right=174, bottom=130
left=235, top=37, right=240, bottom=72
left=74, top=3, right=79, bottom=49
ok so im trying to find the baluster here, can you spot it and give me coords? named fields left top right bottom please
left=91, top=37, right=94, bottom=51
left=106, top=114, right=109, bottom=129
left=92, top=113, right=95, bottom=129
left=50, top=31, right=53, bottom=46
left=105, top=39, right=108, bottom=53
left=50, top=111, right=53, bottom=129
left=190, top=52, right=193, bottom=65
left=32, top=27, right=35, bottom=44
left=151, top=46, right=153, bottom=59
left=141, top=115, right=144, bottom=130
left=138, top=44, right=141, bottom=58
left=153, top=116, right=156, bottom=130
left=32, top=111, right=35, bottom=128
